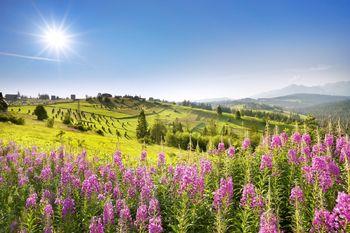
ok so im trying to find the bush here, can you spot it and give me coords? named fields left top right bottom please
left=96, top=129, right=104, bottom=136
left=63, top=113, right=72, bottom=125
left=34, top=105, right=48, bottom=120
left=46, top=118, right=54, bottom=128
left=0, top=113, right=25, bottom=125
left=150, top=119, right=167, bottom=144
left=73, top=122, right=91, bottom=132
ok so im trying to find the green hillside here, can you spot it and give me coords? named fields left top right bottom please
left=0, top=96, right=296, bottom=160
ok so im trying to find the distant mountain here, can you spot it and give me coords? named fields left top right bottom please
left=253, top=81, right=350, bottom=98
left=258, top=94, right=350, bottom=109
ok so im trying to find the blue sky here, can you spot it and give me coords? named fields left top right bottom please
left=0, top=0, right=349, bottom=101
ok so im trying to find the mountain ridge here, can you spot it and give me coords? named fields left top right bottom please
left=252, top=81, right=350, bottom=98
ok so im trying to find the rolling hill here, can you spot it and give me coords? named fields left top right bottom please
left=0, top=96, right=296, bottom=159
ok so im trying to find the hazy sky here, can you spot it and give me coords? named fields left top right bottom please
left=1, top=0, right=350, bottom=101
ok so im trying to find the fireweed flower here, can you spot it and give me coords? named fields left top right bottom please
left=287, top=149, right=305, bottom=165
left=62, top=197, right=75, bottom=218
left=115, top=199, right=125, bottom=216
left=302, top=156, right=340, bottom=192
left=301, top=146, right=312, bottom=160
left=113, top=150, right=124, bottom=171
left=280, top=131, right=288, bottom=145
left=103, top=201, right=114, bottom=226
left=271, top=135, right=282, bottom=148
left=213, top=177, right=233, bottom=210
left=42, top=189, right=51, bottom=200
left=332, top=192, right=350, bottom=228
left=148, top=198, right=160, bottom=216
left=260, top=154, right=273, bottom=171
left=113, top=184, right=121, bottom=199
left=324, top=134, right=334, bottom=147
left=104, top=181, right=113, bottom=194
left=217, top=142, right=225, bottom=153
left=312, top=143, right=326, bottom=155
left=137, top=169, right=154, bottom=202
left=119, top=204, right=132, bottom=223
left=25, top=193, right=38, bottom=209
left=149, top=216, right=163, bottom=233
left=157, top=152, right=165, bottom=167
left=135, top=204, right=148, bottom=227
left=242, top=138, right=251, bottom=150
left=240, top=183, right=264, bottom=208
left=290, top=186, right=304, bottom=203
left=40, top=166, right=52, bottom=181
left=140, top=150, right=147, bottom=162
left=312, top=209, right=335, bottom=232
left=60, top=162, right=74, bottom=186
left=259, top=211, right=279, bottom=233
left=174, top=165, right=204, bottom=197
left=18, top=174, right=29, bottom=187
left=292, top=132, right=302, bottom=144
left=340, top=143, right=350, bottom=163
left=123, top=169, right=136, bottom=186
left=89, top=216, right=104, bottom=233
left=302, top=133, right=312, bottom=145
left=98, top=193, right=105, bottom=201
left=336, top=137, right=347, bottom=153
left=200, top=158, right=212, bottom=176
left=44, top=204, right=54, bottom=218
left=227, top=146, right=235, bottom=157
left=82, top=174, right=100, bottom=198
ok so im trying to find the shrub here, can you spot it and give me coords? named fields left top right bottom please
left=46, top=118, right=54, bottom=128
left=34, top=105, right=48, bottom=120
left=96, top=129, right=104, bottom=136
left=73, top=122, right=91, bottom=132
left=63, top=113, right=72, bottom=125
left=0, top=113, right=25, bottom=125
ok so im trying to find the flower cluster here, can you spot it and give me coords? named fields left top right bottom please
left=290, top=186, right=303, bottom=203
left=240, top=183, right=264, bottom=209
left=213, top=177, right=233, bottom=210
left=260, top=154, right=273, bottom=171
left=259, top=211, right=279, bottom=233
left=302, top=155, right=340, bottom=191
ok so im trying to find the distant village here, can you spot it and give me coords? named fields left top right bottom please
left=0, top=91, right=162, bottom=104
left=2, top=92, right=77, bottom=102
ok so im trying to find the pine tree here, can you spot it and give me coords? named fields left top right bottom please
left=235, top=110, right=242, bottom=120
left=217, top=105, right=223, bottom=116
left=136, top=109, right=148, bottom=139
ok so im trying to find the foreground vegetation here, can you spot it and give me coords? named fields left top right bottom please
left=0, top=125, right=349, bottom=232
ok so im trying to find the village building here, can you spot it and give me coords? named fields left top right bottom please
left=39, top=94, right=50, bottom=100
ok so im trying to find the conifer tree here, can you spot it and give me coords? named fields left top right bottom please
left=136, top=109, right=148, bottom=139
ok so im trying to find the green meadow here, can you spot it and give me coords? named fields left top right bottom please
left=0, top=97, right=295, bottom=163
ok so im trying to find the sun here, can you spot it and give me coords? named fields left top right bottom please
left=43, top=27, right=69, bottom=50
left=42, top=26, right=70, bottom=52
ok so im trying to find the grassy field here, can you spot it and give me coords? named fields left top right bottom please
left=1, top=98, right=295, bottom=162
